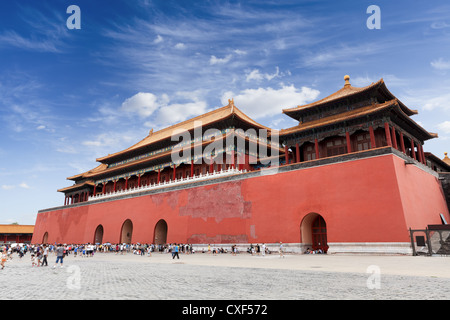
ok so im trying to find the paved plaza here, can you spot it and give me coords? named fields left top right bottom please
left=1, top=251, right=450, bottom=300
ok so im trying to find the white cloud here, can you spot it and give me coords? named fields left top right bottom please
left=233, top=49, right=247, bottom=55
left=119, top=91, right=209, bottom=130
left=431, top=58, right=450, bottom=70
left=422, top=92, right=450, bottom=111
left=153, top=35, right=163, bottom=44
left=82, top=132, right=141, bottom=154
left=174, top=43, right=186, bottom=49
left=221, top=85, right=320, bottom=119
left=19, top=182, right=30, bottom=189
left=121, top=92, right=159, bottom=117
left=437, top=121, right=450, bottom=134
left=245, top=69, right=264, bottom=82
left=351, top=74, right=406, bottom=87
left=245, top=67, right=288, bottom=82
left=210, top=54, right=232, bottom=65
left=36, top=125, right=46, bottom=130
left=154, top=101, right=208, bottom=127
left=1, top=182, right=30, bottom=190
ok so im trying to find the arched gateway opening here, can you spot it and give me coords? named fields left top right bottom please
left=120, top=219, right=133, bottom=244
left=94, top=225, right=104, bottom=244
left=300, top=213, right=329, bottom=253
left=153, top=219, right=168, bottom=245
left=42, top=232, right=48, bottom=244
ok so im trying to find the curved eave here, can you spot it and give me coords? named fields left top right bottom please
left=282, top=79, right=384, bottom=118
left=58, top=181, right=95, bottom=193
left=392, top=105, right=437, bottom=141
left=66, top=164, right=108, bottom=181
left=96, top=103, right=270, bottom=164
left=83, top=132, right=284, bottom=180
left=424, top=152, right=450, bottom=171
left=279, top=99, right=436, bottom=140
left=377, top=81, right=417, bottom=116
left=280, top=100, right=398, bottom=137
left=282, top=78, right=418, bottom=120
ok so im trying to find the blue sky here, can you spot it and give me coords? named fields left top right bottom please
left=0, top=0, right=449, bottom=224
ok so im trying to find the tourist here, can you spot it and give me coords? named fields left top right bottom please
left=42, top=245, right=49, bottom=266
left=1, top=249, right=7, bottom=270
left=279, top=242, right=284, bottom=258
left=172, top=243, right=180, bottom=259
left=53, top=244, right=65, bottom=268
left=31, top=252, right=36, bottom=267
left=261, top=243, right=266, bottom=257
left=36, top=249, right=42, bottom=266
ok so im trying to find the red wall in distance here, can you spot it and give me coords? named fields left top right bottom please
left=32, top=154, right=450, bottom=247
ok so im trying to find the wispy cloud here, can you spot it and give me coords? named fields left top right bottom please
left=245, top=67, right=290, bottom=82
left=0, top=6, right=69, bottom=53
left=210, top=54, right=232, bottom=65
left=431, top=58, right=450, bottom=70
left=437, top=121, right=450, bottom=134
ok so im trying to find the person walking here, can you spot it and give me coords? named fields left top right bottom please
left=53, top=244, right=65, bottom=268
left=172, top=243, right=180, bottom=259
left=279, top=242, right=284, bottom=258
left=1, top=249, right=7, bottom=270
left=42, top=245, right=49, bottom=266
left=261, top=243, right=266, bottom=257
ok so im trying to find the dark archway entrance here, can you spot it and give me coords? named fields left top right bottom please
left=311, top=215, right=328, bottom=253
left=94, top=225, right=104, bottom=244
left=153, top=219, right=168, bottom=245
left=42, top=232, right=48, bottom=244
left=120, top=219, right=133, bottom=244
left=300, top=213, right=328, bottom=253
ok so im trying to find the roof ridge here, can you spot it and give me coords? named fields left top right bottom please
left=282, top=76, right=384, bottom=114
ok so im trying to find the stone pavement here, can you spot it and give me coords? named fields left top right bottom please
left=1, top=251, right=450, bottom=300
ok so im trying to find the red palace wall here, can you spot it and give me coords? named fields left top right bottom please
left=32, top=152, right=450, bottom=253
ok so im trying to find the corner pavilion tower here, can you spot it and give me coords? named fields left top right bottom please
left=33, top=76, right=450, bottom=254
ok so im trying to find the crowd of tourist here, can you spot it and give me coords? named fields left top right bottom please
left=0, top=241, right=284, bottom=270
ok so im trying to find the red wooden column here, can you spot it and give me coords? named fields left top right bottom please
left=158, top=168, right=161, bottom=183
left=93, top=185, right=97, bottom=197
left=64, top=196, right=67, bottom=206
left=419, top=144, right=425, bottom=164
left=384, top=122, right=392, bottom=147
left=125, top=177, right=129, bottom=189
left=137, top=174, right=141, bottom=187
left=391, top=126, right=398, bottom=149
left=284, top=145, right=289, bottom=164
left=231, top=150, right=235, bottom=169
left=399, top=132, right=406, bottom=154
left=210, top=156, right=214, bottom=172
left=113, top=180, right=117, bottom=192
left=173, top=165, right=176, bottom=180
left=410, top=138, right=416, bottom=160
left=190, top=160, right=194, bottom=177
left=102, top=183, right=106, bottom=194
left=346, top=131, right=352, bottom=153
left=369, top=125, right=376, bottom=149
left=295, top=143, right=300, bottom=163
left=314, top=139, right=319, bottom=159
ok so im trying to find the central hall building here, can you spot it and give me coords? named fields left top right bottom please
left=32, top=76, right=450, bottom=254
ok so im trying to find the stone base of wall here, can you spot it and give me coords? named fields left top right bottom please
left=192, top=242, right=413, bottom=255
left=327, top=242, right=412, bottom=255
